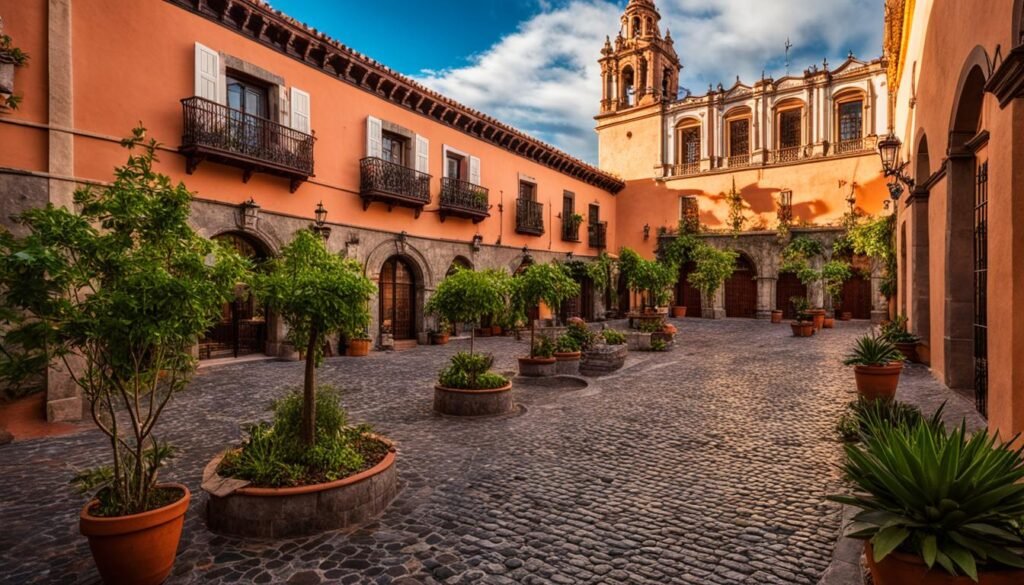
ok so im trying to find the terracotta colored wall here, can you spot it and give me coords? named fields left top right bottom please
left=894, top=0, right=1024, bottom=435
left=0, top=1, right=50, bottom=173
left=2, top=0, right=617, bottom=257
left=616, top=153, right=889, bottom=257
left=596, top=104, right=663, bottom=182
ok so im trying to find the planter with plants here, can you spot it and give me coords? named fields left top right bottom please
left=882, top=315, right=922, bottom=363
left=580, top=329, right=629, bottom=376
left=821, top=259, right=852, bottom=330
left=829, top=412, right=1024, bottom=585
left=426, top=268, right=515, bottom=416
left=790, top=297, right=815, bottom=338
left=513, top=263, right=580, bottom=377
left=205, top=229, right=395, bottom=538
left=0, top=130, right=248, bottom=584
left=0, top=32, right=30, bottom=110
left=619, top=247, right=677, bottom=317
left=687, top=243, right=738, bottom=319
left=553, top=334, right=582, bottom=375
left=652, top=322, right=677, bottom=347
left=771, top=309, right=783, bottom=324
left=429, top=318, right=451, bottom=345
left=347, top=327, right=372, bottom=356
left=844, top=334, right=906, bottom=400
left=671, top=305, right=687, bottom=318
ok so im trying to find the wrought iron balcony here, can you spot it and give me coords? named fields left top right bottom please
left=359, top=157, right=432, bottom=218
left=439, top=177, right=490, bottom=223
left=772, top=146, right=802, bottom=164
left=726, top=154, right=750, bottom=168
left=180, top=96, right=314, bottom=193
left=588, top=222, right=608, bottom=249
left=515, top=198, right=544, bottom=236
left=561, top=218, right=581, bottom=242
left=671, top=162, right=700, bottom=177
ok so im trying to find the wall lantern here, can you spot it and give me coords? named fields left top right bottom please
left=643, top=223, right=651, bottom=240
left=566, top=251, right=574, bottom=260
left=471, top=234, right=483, bottom=252
left=876, top=132, right=914, bottom=200
left=311, top=202, right=331, bottom=240
left=238, top=198, right=260, bottom=231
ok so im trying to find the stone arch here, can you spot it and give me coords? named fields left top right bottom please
left=621, top=65, right=636, bottom=106
left=447, top=255, right=473, bottom=276
left=198, top=209, right=286, bottom=258
left=914, top=131, right=931, bottom=183
left=943, top=50, right=989, bottom=391
left=363, top=238, right=433, bottom=346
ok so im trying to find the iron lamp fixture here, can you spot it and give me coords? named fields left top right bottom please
left=876, top=133, right=914, bottom=198
left=314, top=201, right=328, bottom=226
left=471, top=234, right=483, bottom=251
left=566, top=251, right=574, bottom=260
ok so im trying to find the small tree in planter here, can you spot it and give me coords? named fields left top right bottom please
left=0, top=129, right=248, bottom=585
left=253, top=229, right=376, bottom=446
left=426, top=268, right=507, bottom=358
left=514, top=263, right=579, bottom=376
left=782, top=236, right=827, bottom=327
left=820, top=259, right=852, bottom=326
left=687, top=243, right=738, bottom=318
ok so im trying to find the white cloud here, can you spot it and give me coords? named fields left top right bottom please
left=414, top=0, right=883, bottom=163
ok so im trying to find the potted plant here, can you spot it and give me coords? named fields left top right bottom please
left=882, top=315, right=922, bottom=363
left=829, top=413, right=1024, bottom=585
left=821, top=259, right=852, bottom=330
left=0, top=129, right=247, bottom=585
left=553, top=333, right=582, bottom=375
left=782, top=236, right=827, bottom=329
left=430, top=318, right=451, bottom=345
left=771, top=309, right=783, bottom=324
left=426, top=268, right=514, bottom=415
left=671, top=305, right=687, bottom=318
left=843, top=334, right=905, bottom=400
left=0, top=33, right=30, bottom=110
left=513, top=263, right=580, bottom=377
left=580, top=328, right=629, bottom=376
left=347, top=326, right=372, bottom=357
left=687, top=243, right=738, bottom=319
left=790, top=297, right=815, bottom=337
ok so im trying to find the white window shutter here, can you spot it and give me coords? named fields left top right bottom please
left=415, top=135, right=430, bottom=173
left=194, top=42, right=222, bottom=103
left=366, top=116, right=383, bottom=158
left=469, top=155, right=481, bottom=186
left=290, top=87, right=311, bottom=134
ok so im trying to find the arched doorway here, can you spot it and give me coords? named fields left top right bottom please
left=776, top=272, right=807, bottom=319
left=380, top=256, right=417, bottom=341
left=724, top=255, right=757, bottom=318
left=200, top=232, right=269, bottom=360
left=675, top=261, right=702, bottom=317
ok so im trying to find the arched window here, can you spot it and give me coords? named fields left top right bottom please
left=632, top=16, right=641, bottom=37
left=675, top=119, right=701, bottom=175
left=724, top=107, right=752, bottom=167
left=621, top=66, right=635, bottom=106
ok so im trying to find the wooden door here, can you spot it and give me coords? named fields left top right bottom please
left=724, top=256, right=757, bottom=318
left=776, top=272, right=807, bottom=319
left=381, top=257, right=416, bottom=340
left=675, top=262, right=703, bottom=316
left=840, top=274, right=872, bottom=320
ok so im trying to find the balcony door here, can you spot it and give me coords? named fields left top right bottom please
left=227, top=76, right=269, bottom=154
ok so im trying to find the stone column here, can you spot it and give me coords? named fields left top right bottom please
left=908, top=190, right=931, bottom=340
left=756, top=277, right=777, bottom=319
left=703, top=288, right=726, bottom=319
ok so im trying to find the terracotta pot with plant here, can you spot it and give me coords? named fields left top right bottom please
left=789, top=297, right=815, bottom=338
left=512, top=263, right=580, bottom=377
left=844, top=334, right=906, bottom=400
left=830, top=412, right=1024, bottom=585
left=771, top=310, right=783, bottom=324
left=0, top=130, right=248, bottom=585
left=881, top=315, right=922, bottom=363
left=671, top=306, right=687, bottom=318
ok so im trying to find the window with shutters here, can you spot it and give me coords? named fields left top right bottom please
left=382, top=131, right=407, bottom=166
left=519, top=180, right=537, bottom=201
left=439, top=147, right=488, bottom=222
left=445, top=151, right=464, bottom=180
left=361, top=118, right=431, bottom=216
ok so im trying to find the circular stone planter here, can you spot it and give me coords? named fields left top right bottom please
left=553, top=351, right=581, bottom=375
left=203, top=444, right=397, bottom=539
left=80, top=483, right=190, bottom=585
left=865, top=543, right=1024, bottom=585
left=853, top=362, right=904, bottom=401
left=518, top=356, right=557, bottom=377
left=433, top=382, right=514, bottom=417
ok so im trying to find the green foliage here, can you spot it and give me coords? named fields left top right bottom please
left=882, top=315, right=921, bottom=344
left=649, top=338, right=668, bottom=352
left=661, top=230, right=700, bottom=268
left=688, top=244, right=738, bottom=297
left=514, top=263, right=580, bottom=357
left=427, top=267, right=509, bottom=353
left=781, top=236, right=824, bottom=286
left=554, top=333, right=581, bottom=353
left=255, top=230, right=374, bottom=368
left=849, top=214, right=897, bottom=299
left=532, top=335, right=555, bottom=359
left=725, top=179, right=749, bottom=236
left=835, top=398, right=927, bottom=443
left=0, top=128, right=247, bottom=516
left=821, top=259, right=853, bottom=305
left=219, top=387, right=388, bottom=487
left=843, top=334, right=905, bottom=367
left=618, top=247, right=676, bottom=309
left=438, top=352, right=508, bottom=390
left=601, top=328, right=627, bottom=345
left=1, top=33, right=30, bottom=111
left=829, top=415, right=1024, bottom=580
left=564, top=319, right=596, bottom=351
left=637, top=318, right=665, bottom=333
left=790, top=296, right=812, bottom=321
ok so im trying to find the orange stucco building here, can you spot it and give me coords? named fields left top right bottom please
left=887, top=0, right=1024, bottom=437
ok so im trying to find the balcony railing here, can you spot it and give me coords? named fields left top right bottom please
left=834, top=137, right=868, bottom=155
left=672, top=162, right=700, bottom=177
left=561, top=218, right=581, bottom=242
left=772, top=146, right=802, bottom=164
left=359, top=157, right=432, bottom=217
left=726, top=154, right=750, bottom=168
left=439, top=177, right=490, bottom=223
left=180, top=97, right=315, bottom=192
left=515, top=198, right=544, bottom=236
left=588, top=222, right=608, bottom=249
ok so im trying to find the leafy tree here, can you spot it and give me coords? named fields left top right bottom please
left=688, top=244, right=738, bottom=300
left=426, top=267, right=508, bottom=355
left=619, top=247, right=679, bottom=310
left=821, top=259, right=853, bottom=308
left=0, top=128, right=248, bottom=516
left=254, top=229, right=374, bottom=447
left=849, top=214, right=897, bottom=299
left=514, top=263, right=580, bottom=357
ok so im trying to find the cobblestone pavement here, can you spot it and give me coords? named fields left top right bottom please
left=2, top=319, right=902, bottom=585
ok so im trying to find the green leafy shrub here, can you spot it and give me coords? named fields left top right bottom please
left=829, top=416, right=1024, bottom=580
left=601, top=329, right=627, bottom=345
left=637, top=318, right=665, bottom=333
left=513, top=263, right=580, bottom=357
left=791, top=296, right=812, bottom=322
left=835, top=398, right=927, bottom=443
left=688, top=244, right=738, bottom=299
left=564, top=319, right=596, bottom=350
left=844, top=334, right=905, bottom=366
left=438, top=352, right=508, bottom=390
left=554, top=333, right=581, bottom=353
left=881, top=315, right=921, bottom=344
left=532, top=335, right=555, bottom=359
left=220, top=387, right=388, bottom=488
left=649, top=339, right=668, bottom=352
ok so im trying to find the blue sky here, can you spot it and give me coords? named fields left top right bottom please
left=270, top=0, right=884, bottom=162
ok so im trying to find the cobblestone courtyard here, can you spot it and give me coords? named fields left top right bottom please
left=0, top=319, right=969, bottom=585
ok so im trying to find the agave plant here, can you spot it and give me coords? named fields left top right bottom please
left=829, top=417, right=1024, bottom=581
left=843, top=334, right=905, bottom=367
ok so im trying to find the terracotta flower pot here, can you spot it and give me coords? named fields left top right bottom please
left=518, top=356, right=557, bottom=377
left=791, top=321, right=815, bottom=337
left=853, top=362, right=904, bottom=400
left=840, top=311, right=853, bottom=321
left=809, top=309, right=827, bottom=330
left=79, top=484, right=190, bottom=585
left=671, top=306, right=687, bottom=318
left=553, top=351, right=581, bottom=361
left=865, top=543, right=1024, bottom=585
left=771, top=310, right=783, bottom=324
left=491, top=325, right=503, bottom=336
left=895, top=341, right=919, bottom=364
left=823, top=317, right=835, bottom=329
left=431, top=333, right=450, bottom=346
left=347, top=338, right=371, bottom=357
